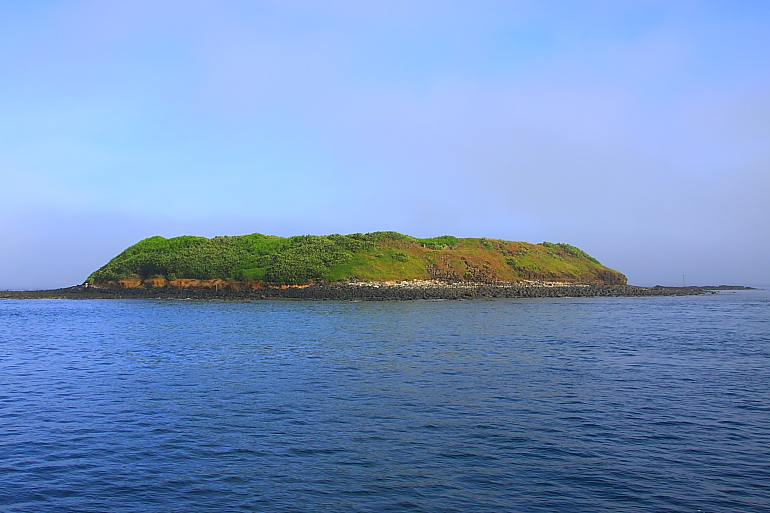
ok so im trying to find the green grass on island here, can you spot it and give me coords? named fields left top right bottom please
left=87, top=231, right=627, bottom=286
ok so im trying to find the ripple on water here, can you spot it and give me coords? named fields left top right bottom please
left=1, top=292, right=769, bottom=512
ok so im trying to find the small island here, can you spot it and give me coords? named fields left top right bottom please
left=87, top=231, right=628, bottom=286
left=2, top=231, right=743, bottom=300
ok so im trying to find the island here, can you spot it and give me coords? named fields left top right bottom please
left=87, top=231, right=628, bottom=286
left=2, top=231, right=741, bottom=300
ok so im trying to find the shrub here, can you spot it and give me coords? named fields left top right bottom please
left=392, top=252, right=409, bottom=262
left=540, top=242, right=600, bottom=264
left=416, top=235, right=458, bottom=250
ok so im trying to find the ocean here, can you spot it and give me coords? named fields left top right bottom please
left=1, top=291, right=768, bottom=512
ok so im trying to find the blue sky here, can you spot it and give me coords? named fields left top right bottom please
left=1, top=1, right=769, bottom=289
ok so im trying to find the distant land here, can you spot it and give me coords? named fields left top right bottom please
left=85, top=231, right=626, bottom=287
left=0, top=232, right=756, bottom=300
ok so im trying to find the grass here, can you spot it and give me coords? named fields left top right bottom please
left=87, top=231, right=626, bottom=285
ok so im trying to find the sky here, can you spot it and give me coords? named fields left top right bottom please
left=1, top=0, right=769, bottom=289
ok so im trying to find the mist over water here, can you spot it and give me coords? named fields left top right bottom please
left=2, top=291, right=769, bottom=512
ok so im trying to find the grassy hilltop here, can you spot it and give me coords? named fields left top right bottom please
left=87, top=231, right=626, bottom=286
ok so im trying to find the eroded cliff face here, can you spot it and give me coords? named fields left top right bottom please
left=99, top=278, right=312, bottom=290
left=593, top=269, right=627, bottom=286
left=95, top=271, right=626, bottom=290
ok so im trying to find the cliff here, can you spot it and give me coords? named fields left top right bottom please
left=86, top=231, right=627, bottom=288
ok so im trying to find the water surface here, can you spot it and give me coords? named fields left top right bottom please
left=1, top=291, right=769, bottom=512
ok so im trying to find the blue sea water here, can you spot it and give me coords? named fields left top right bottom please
left=1, top=291, right=769, bottom=512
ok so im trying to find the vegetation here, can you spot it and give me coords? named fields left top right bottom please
left=540, top=242, right=600, bottom=264
left=415, top=235, right=458, bottom=250
left=87, top=231, right=626, bottom=285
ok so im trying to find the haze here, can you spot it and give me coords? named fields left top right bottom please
left=1, top=1, right=768, bottom=289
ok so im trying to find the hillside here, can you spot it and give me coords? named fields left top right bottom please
left=86, top=231, right=626, bottom=287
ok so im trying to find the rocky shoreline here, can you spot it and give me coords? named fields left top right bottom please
left=1, top=282, right=747, bottom=301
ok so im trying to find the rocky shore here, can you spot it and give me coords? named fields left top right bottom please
left=1, top=281, right=732, bottom=301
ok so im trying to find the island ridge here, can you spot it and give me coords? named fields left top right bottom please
left=86, top=231, right=627, bottom=289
